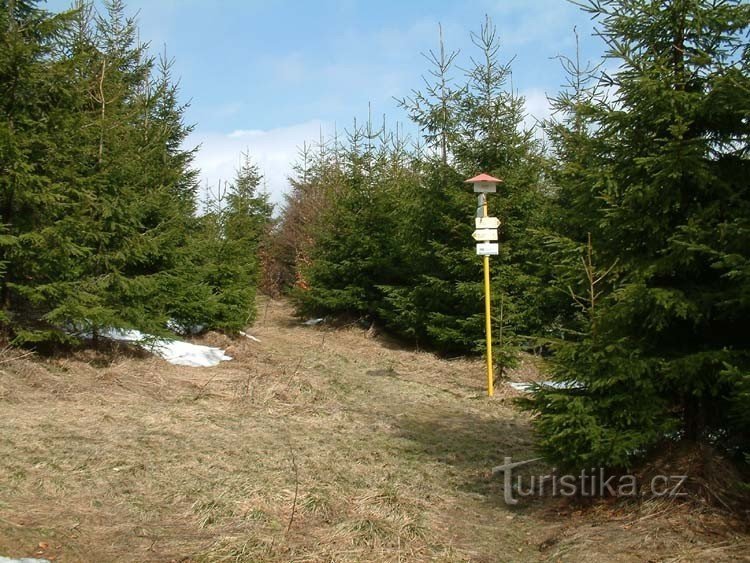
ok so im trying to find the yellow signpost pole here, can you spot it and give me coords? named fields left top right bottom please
left=467, top=173, right=501, bottom=397
left=482, top=198, right=494, bottom=397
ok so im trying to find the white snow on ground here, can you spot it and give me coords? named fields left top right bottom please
left=0, top=557, right=50, bottom=563
left=100, top=328, right=232, bottom=367
left=509, top=381, right=583, bottom=392
left=239, top=331, right=261, bottom=342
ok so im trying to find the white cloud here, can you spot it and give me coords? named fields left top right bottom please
left=521, top=87, right=553, bottom=130
left=188, top=119, right=331, bottom=210
left=227, top=129, right=266, bottom=139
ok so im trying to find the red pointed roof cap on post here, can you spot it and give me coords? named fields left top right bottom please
left=465, top=173, right=503, bottom=184
left=466, top=173, right=502, bottom=193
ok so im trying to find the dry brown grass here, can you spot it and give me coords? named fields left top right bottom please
left=0, top=297, right=747, bottom=562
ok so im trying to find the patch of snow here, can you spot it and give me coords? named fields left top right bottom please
left=148, top=339, right=232, bottom=367
left=303, top=318, right=325, bottom=326
left=0, top=558, right=51, bottom=563
left=509, top=381, right=583, bottom=392
left=239, top=331, right=261, bottom=342
left=100, top=328, right=232, bottom=367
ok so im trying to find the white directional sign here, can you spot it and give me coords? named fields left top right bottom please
left=475, top=217, right=501, bottom=229
left=476, top=242, right=499, bottom=256
left=472, top=228, right=498, bottom=242
left=472, top=182, right=497, bottom=194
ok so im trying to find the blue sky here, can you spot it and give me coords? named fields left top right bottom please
left=48, top=0, right=607, bottom=204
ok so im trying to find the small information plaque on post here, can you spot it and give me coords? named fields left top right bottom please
left=476, top=242, right=499, bottom=256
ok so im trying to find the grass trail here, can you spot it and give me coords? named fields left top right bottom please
left=0, top=298, right=746, bottom=562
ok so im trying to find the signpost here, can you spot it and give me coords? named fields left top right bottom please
left=475, top=217, right=501, bottom=229
left=465, top=173, right=503, bottom=397
left=472, top=229, right=498, bottom=242
left=476, top=242, right=499, bottom=255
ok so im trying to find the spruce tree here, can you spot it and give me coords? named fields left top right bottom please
left=382, top=18, right=548, bottom=358
left=191, top=154, right=272, bottom=333
left=218, top=154, right=273, bottom=329
left=268, top=141, right=339, bottom=294
left=453, top=17, right=549, bottom=346
left=44, top=0, right=202, bottom=340
left=290, top=20, right=550, bottom=361
left=1, top=0, right=217, bottom=344
left=296, top=122, right=410, bottom=321
left=524, top=0, right=750, bottom=469
left=0, top=0, right=82, bottom=342
left=382, top=26, right=479, bottom=351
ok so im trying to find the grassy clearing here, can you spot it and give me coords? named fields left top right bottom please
left=0, top=297, right=747, bottom=562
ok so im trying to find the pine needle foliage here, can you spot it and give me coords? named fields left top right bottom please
left=522, top=0, right=750, bottom=470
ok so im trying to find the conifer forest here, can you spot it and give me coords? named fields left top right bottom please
left=1, top=1, right=749, bottom=561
